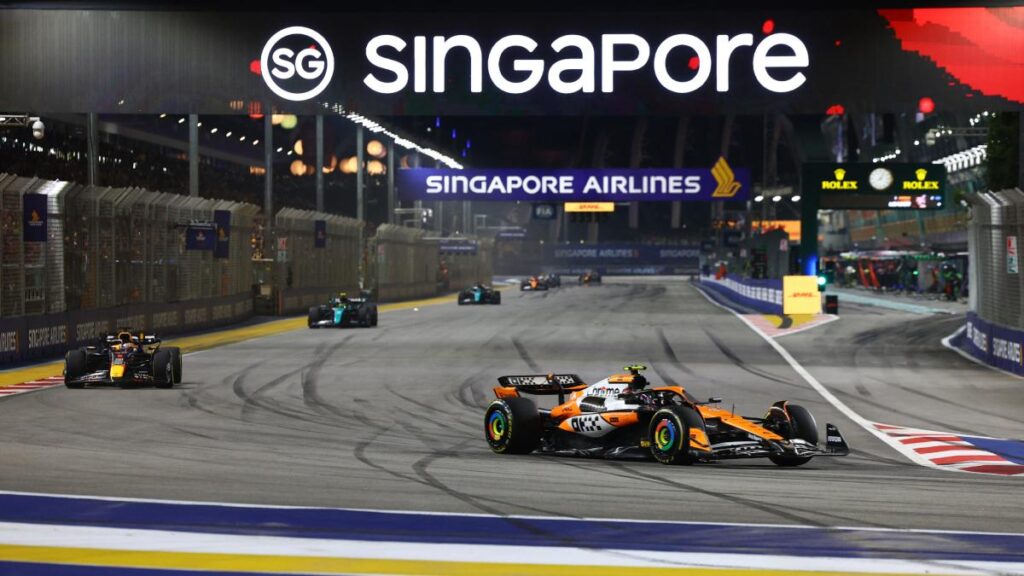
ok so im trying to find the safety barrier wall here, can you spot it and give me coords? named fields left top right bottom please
left=698, top=274, right=783, bottom=314
left=441, top=238, right=495, bottom=291
left=272, top=208, right=362, bottom=314
left=956, top=312, right=1024, bottom=377
left=370, top=225, right=436, bottom=302
left=0, top=292, right=252, bottom=365
left=0, top=174, right=260, bottom=319
left=968, top=189, right=1024, bottom=330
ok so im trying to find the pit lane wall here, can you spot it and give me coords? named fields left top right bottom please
left=954, top=312, right=1024, bottom=377
left=0, top=292, right=251, bottom=365
left=697, top=274, right=784, bottom=315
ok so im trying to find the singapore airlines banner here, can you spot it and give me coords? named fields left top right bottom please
left=397, top=158, right=750, bottom=202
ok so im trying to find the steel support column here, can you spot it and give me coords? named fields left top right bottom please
left=671, top=117, right=689, bottom=229
left=316, top=114, right=324, bottom=212
left=264, top=113, right=273, bottom=225
left=356, top=127, right=365, bottom=221
left=86, top=113, right=98, bottom=187
left=189, top=114, right=199, bottom=197
left=387, top=138, right=395, bottom=224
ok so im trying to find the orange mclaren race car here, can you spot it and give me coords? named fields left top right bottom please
left=484, top=365, right=850, bottom=466
left=520, top=276, right=549, bottom=291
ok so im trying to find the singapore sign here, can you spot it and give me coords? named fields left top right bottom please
left=262, top=27, right=809, bottom=101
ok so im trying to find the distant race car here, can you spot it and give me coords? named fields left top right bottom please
left=458, top=284, right=502, bottom=305
left=541, top=273, right=561, bottom=288
left=578, top=271, right=602, bottom=285
left=520, top=276, right=549, bottom=291
left=484, top=365, right=850, bottom=466
left=308, top=292, right=378, bottom=328
left=64, top=330, right=182, bottom=389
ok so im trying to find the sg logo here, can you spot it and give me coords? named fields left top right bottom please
left=260, top=26, right=335, bottom=102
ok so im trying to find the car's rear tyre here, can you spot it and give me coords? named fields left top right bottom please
left=649, top=405, right=704, bottom=465
left=152, top=349, right=174, bottom=388
left=371, top=310, right=378, bottom=326
left=458, top=296, right=466, bottom=305
left=166, top=347, right=183, bottom=383
left=768, top=403, right=818, bottom=467
left=485, top=397, right=542, bottom=455
left=493, top=292, right=501, bottom=305
left=64, top=350, right=87, bottom=389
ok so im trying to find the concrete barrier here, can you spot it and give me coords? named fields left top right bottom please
left=953, top=312, right=1024, bottom=377
left=698, top=274, right=783, bottom=315
left=0, top=292, right=252, bottom=365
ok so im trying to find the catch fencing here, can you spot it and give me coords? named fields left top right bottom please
left=442, top=238, right=495, bottom=291
left=1, top=174, right=259, bottom=318
left=369, top=225, right=438, bottom=302
left=273, top=208, right=363, bottom=314
left=967, top=189, right=1024, bottom=330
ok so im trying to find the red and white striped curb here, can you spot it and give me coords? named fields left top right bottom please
left=0, top=376, right=64, bottom=398
left=874, top=423, right=1024, bottom=476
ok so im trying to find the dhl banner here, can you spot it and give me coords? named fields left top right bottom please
left=783, top=275, right=822, bottom=315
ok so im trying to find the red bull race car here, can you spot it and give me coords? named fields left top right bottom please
left=484, top=365, right=849, bottom=466
left=64, top=331, right=182, bottom=389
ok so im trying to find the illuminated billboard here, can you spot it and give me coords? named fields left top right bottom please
left=802, top=163, right=947, bottom=210
left=0, top=7, right=1020, bottom=114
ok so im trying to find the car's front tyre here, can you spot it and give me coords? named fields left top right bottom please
left=152, top=349, right=174, bottom=389
left=768, top=403, right=818, bottom=467
left=64, top=350, right=87, bottom=389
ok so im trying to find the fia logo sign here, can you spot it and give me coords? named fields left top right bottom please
left=261, top=26, right=335, bottom=101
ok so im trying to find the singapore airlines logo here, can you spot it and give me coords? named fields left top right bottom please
left=29, top=210, right=41, bottom=223
left=711, top=157, right=742, bottom=198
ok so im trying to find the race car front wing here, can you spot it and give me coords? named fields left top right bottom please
left=703, top=423, right=850, bottom=460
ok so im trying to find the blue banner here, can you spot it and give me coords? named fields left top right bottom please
left=185, top=224, right=216, bottom=251
left=439, top=239, right=478, bottom=255
left=960, top=312, right=1024, bottom=377
left=22, top=193, right=47, bottom=242
left=314, top=220, right=326, bottom=249
left=397, top=158, right=749, bottom=203
left=549, top=244, right=699, bottom=264
left=496, top=228, right=528, bottom=240
left=214, top=210, right=231, bottom=259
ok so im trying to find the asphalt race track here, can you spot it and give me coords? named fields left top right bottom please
left=1, top=278, right=1021, bottom=533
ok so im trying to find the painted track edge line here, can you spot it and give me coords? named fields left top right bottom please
left=5, top=489, right=1024, bottom=537
left=689, top=282, right=970, bottom=474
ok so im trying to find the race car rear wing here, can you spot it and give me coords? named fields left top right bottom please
left=496, top=374, right=587, bottom=401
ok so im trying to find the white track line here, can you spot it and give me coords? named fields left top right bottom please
left=1, top=522, right=1021, bottom=575
left=690, top=282, right=972, bottom=473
